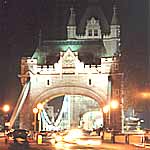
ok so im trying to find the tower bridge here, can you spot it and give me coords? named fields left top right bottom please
left=9, top=49, right=122, bottom=131
left=9, top=1, right=123, bottom=132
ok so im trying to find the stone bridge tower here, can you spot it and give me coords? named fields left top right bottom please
left=10, top=1, right=123, bottom=132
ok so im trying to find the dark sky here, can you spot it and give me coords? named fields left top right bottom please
left=0, top=0, right=147, bottom=106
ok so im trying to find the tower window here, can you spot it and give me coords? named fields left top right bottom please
left=112, top=63, right=119, bottom=71
left=47, top=80, right=50, bottom=86
left=114, top=64, right=119, bottom=70
left=89, top=79, right=92, bottom=85
left=94, top=29, right=98, bottom=36
left=88, top=29, right=92, bottom=36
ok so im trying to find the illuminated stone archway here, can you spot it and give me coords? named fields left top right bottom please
left=32, top=86, right=106, bottom=108
left=20, top=85, right=107, bottom=130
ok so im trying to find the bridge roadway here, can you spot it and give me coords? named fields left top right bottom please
left=0, top=137, right=147, bottom=150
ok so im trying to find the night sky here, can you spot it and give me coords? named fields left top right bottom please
left=0, top=0, right=147, bottom=107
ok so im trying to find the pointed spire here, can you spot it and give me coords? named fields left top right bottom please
left=68, top=7, right=76, bottom=26
left=38, top=29, right=42, bottom=48
left=111, top=4, right=119, bottom=25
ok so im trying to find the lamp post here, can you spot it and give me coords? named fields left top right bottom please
left=2, top=104, right=10, bottom=135
left=37, top=103, right=43, bottom=132
left=103, top=100, right=119, bottom=129
left=33, top=108, right=38, bottom=132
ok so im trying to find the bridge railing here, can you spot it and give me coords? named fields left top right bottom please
left=104, top=131, right=150, bottom=147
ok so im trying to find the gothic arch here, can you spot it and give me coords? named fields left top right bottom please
left=31, top=86, right=107, bottom=109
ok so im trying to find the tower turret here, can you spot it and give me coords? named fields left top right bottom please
left=111, top=4, right=119, bottom=25
left=110, top=4, right=120, bottom=37
left=110, top=4, right=120, bottom=54
left=67, top=8, right=77, bottom=39
left=103, top=3, right=120, bottom=56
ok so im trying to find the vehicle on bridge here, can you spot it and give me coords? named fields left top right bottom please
left=7, top=129, right=29, bottom=150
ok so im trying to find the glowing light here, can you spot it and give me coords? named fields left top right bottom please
left=141, top=92, right=150, bottom=98
left=103, top=105, right=110, bottom=113
left=110, top=100, right=119, bottom=109
left=37, top=103, right=43, bottom=110
left=64, top=128, right=83, bottom=142
left=3, top=104, right=10, bottom=112
left=33, top=107, right=38, bottom=114
left=77, top=139, right=101, bottom=145
left=69, top=129, right=83, bottom=137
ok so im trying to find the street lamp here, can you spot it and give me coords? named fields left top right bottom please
left=103, top=100, right=119, bottom=129
left=37, top=103, right=43, bottom=132
left=2, top=104, right=10, bottom=135
left=140, top=92, right=150, bottom=99
left=103, top=105, right=110, bottom=114
left=110, top=100, right=119, bottom=109
left=37, top=103, right=43, bottom=110
left=33, top=108, right=38, bottom=132
left=3, top=105, right=10, bottom=113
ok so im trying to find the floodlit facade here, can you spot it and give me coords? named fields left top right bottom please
left=9, top=1, right=123, bottom=131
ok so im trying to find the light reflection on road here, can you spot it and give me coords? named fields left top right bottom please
left=54, top=141, right=105, bottom=150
